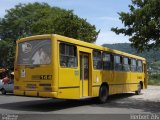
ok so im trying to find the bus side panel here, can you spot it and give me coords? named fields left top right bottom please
left=102, top=70, right=113, bottom=95
left=58, top=68, right=80, bottom=99
left=52, top=35, right=59, bottom=94
left=112, top=71, right=126, bottom=94
left=130, top=72, right=138, bottom=91
left=57, top=40, right=80, bottom=99
left=123, top=71, right=131, bottom=93
left=92, top=70, right=102, bottom=97
left=137, top=72, right=144, bottom=88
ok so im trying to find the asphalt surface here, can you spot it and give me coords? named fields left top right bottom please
left=0, top=85, right=159, bottom=119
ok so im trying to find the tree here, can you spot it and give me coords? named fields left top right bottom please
left=0, top=40, right=15, bottom=69
left=0, top=2, right=99, bottom=68
left=111, top=0, right=160, bottom=52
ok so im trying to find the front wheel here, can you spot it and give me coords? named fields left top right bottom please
left=135, top=83, right=141, bottom=95
left=98, top=85, right=109, bottom=103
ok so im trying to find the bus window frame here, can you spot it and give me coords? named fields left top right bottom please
left=131, top=58, right=137, bottom=72
left=102, top=52, right=113, bottom=70
left=59, top=42, right=78, bottom=69
left=122, top=57, right=130, bottom=72
left=92, top=50, right=103, bottom=70
left=113, top=54, right=123, bottom=71
left=137, top=60, right=143, bottom=73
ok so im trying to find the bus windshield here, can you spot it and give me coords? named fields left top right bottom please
left=17, top=39, right=51, bottom=65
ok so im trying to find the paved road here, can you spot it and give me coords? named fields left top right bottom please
left=0, top=86, right=159, bottom=119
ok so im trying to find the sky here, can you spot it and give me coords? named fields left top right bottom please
left=0, top=0, right=132, bottom=45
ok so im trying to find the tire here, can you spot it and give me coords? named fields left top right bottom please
left=1, top=89, right=6, bottom=95
left=98, top=85, right=109, bottom=104
left=135, top=83, right=141, bottom=95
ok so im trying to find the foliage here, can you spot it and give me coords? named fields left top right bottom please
left=150, top=74, right=160, bottom=80
left=0, top=2, right=99, bottom=68
left=0, top=40, right=15, bottom=69
left=111, top=0, right=160, bottom=52
left=148, top=74, right=160, bottom=85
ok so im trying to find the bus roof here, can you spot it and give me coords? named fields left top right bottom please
left=17, top=34, right=146, bottom=61
left=54, top=34, right=146, bottom=61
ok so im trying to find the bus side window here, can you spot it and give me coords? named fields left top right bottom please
left=131, top=59, right=137, bottom=72
left=114, top=55, right=122, bottom=71
left=93, top=50, right=102, bottom=70
left=137, top=60, right=143, bottom=72
left=123, top=57, right=130, bottom=72
left=103, top=52, right=112, bottom=70
left=60, top=43, right=77, bottom=68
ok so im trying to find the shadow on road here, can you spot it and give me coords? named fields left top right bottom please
left=0, top=93, right=159, bottom=113
left=93, top=93, right=160, bottom=113
left=0, top=98, right=95, bottom=112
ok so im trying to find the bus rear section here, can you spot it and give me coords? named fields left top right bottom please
left=14, top=36, right=58, bottom=98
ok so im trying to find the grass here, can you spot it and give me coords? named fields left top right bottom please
left=148, top=74, right=160, bottom=85
left=148, top=79, right=160, bottom=85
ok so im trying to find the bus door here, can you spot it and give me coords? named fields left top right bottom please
left=80, top=52, right=90, bottom=97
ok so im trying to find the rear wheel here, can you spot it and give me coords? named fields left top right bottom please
left=98, top=85, right=109, bottom=103
left=1, top=89, right=6, bottom=95
left=135, top=83, right=141, bottom=95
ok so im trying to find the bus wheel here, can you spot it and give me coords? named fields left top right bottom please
left=99, top=85, right=109, bottom=103
left=135, top=83, right=141, bottom=95
left=1, top=89, right=6, bottom=95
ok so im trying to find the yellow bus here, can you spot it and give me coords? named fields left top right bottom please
left=14, top=34, right=147, bottom=103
